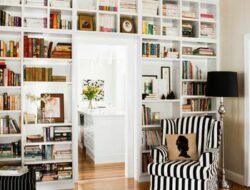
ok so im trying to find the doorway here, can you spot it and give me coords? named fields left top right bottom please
left=73, top=34, right=138, bottom=182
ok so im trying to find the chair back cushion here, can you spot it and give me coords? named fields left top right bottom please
left=162, top=116, right=221, bottom=156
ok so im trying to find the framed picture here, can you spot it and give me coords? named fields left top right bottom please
left=79, top=15, right=94, bottom=31
left=161, top=67, right=171, bottom=93
left=120, top=17, right=136, bottom=33
left=182, top=47, right=193, bottom=55
left=41, top=93, right=64, bottom=123
left=142, top=75, right=157, bottom=94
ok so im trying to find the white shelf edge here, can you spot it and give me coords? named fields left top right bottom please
left=0, top=134, right=21, bottom=137
left=23, top=123, right=72, bottom=127
left=182, top=79, right=207, bottom=82
left=0, top=157, right=21, bottom=162
left=23, top=82, right=72, bottom=85
left=25, top=141, right=72, bottom=146
left=182, top=111, right=217, bottom=114
left=142, top=99, right=180, bottom=103
left=24, top=159, right=72, bottom=165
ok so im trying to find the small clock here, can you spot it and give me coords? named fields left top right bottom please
left=120, top=18, right=136, bottom=33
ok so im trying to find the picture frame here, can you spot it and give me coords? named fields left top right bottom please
left=79, top=15, right=94, bottom=31
left=182, top=47, right=193, bottom=55
left=142, top=75, right=157, bottom=94
left=120, top=17, right=136, bottom=33
left=41, top=93, right=64, bottom=123
left=161, top=67, right=171, bottom=93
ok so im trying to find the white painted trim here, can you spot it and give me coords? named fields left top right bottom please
left=244, top=33, right=250, bottom=187
left=225, top=169, right=244, bottom=186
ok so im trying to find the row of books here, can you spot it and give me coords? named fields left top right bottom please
left=25, top=0, right=47, bottom=6
left=29, top=163, right=72, bottom=182
left=200, top=23, right=216, bottom=39
left=142, top=20, right=160, bottom=35
left=142, top=130, right=162, bottom=151
left=0, top=40, right=20, bottom=58
left=43, top=126, right=72, bottom=142
left=182, top=98, right=212, bottom=112
left=99, top=14, right=116, bottom=32
left=200, top=13, right=215, bottom=21
left=182, top=22, right=194, bottom=37
left=182, top=61, right=203, bottom=80
left=162, top=1, right=179, bottom=17
left=182, top=10, right=197, bottom=19
left=24, top=36, right=72, bottom=58
left=0, top=93, right=21, bottom=110
left=142, top=42, right=179, bottom=58
left=162, top=23, right=179, bottom=36
left=182, top=82, right=206, bottom=96
left=0, top=141, right=21, bottom=158
left=23, top=67, right=66, bottom=82
left=120, top=0, right=136, bottom=13
left=0, top=10, right=21, bottom=27
left=143, top=0, right=159, bottom=16
left=50, top=12, right=72, bottom=30
left=142, top=153, right=151, bottom=173
left=24, top=144, right=72, bottom=161
left=193, top=47, right=215, bottom=56
left=99, top=0, right=118, bottom=11
left=0, top=68, right=21, bottom=87
left=142, top=105, right=161, bottom=125
left=0, top=116, right=20, bottom=134
left=24, top=18, right=47, bottom=28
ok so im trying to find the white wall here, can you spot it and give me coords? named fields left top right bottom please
left=76, top=44, right=127, bottom=110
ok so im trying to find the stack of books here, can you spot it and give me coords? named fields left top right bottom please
left=182, top=99, right=212, bottom=112
left=57, top=163, right=72, bottom=180
left=50, top=12, right=72, bottom=30
left=143, top=94, right=157, bottom=100
left=142, top=130, right=162, bottom=150
left=182, top=61, right=203, bottom=80
left=162, top=23, right=179, bottom=36
left=0, top=141, right=21, bottom=158
left=142, top=20, right=160, bottom=35
left=25, top=0, right=47, bottom=6
left=54, top=126, right=71, bottom=141
left=200, top=13, right=215, bottom=21
left=0, top=115, right=20, bottom=134
left=50, top=0, right=71, bottom=8
left=182, top=22, right=193, bottom=37
left=0, top=40, right=20, bottom=57
left=162, top=2, right=179, bottom=17
left=200, top=23, right=216, bottom=39
left=120, top=0, right=136, bottom=13
left=0, top=166, right=28, bottom=176
left=142, top=105, right=161, bottom=125
left=182, top=10, right=197, bottom=19
left=0, top=61, right=21, bottom=86
left=51, top=43, right=72, bottom=58
left=24, top=18, right=47, bottom=28
left=27, top=135, right=44, bottom=142
left=193, top=47, right=215, bottom=56
left=142, top=42, right=179, bottom=58
left=0, top=93, right=21, bottom=110
left=53, top=146, right=72, bottom=160
left=99, top=14, right=116, bottom=32
left=99, top=0, right=118, bottom=12
left=24, top=145, right=43, bottom=161
left=42, top=171, right=57, bottom=181
left=182, top=82, right=206, bottom=96
left=0, top=10, right=21, bottom=27
left=143, top=0, right=159, bottom=16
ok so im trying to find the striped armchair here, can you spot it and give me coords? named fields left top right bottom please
left=148, top=116, right=221, bottom=190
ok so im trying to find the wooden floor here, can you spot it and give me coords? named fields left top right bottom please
left=74, top=177, right=250, bottom=190
left=78, top=146, right=125, bottom=180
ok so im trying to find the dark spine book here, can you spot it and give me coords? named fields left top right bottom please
left=12, top=119, right=20, bottom=133
left=7, top=96, right=10, bottom=110
left=48, top=42, right=53, bottom=58
left=0, top=69, right=3, bottom=86
left=24, top=36, right=28, bottom=57
left=3, top=93, right=7, bottom=110
left=46, top=127, right=50, bottom=141
left=6, top=115, right=9, bottom=133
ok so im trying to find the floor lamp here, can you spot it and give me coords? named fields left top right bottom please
left=206, top=71, right=238, bottom=189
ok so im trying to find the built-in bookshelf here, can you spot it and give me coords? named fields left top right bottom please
left=0, top=0, right=219, bottom=186
left=139, top=0, right=218, bottom=181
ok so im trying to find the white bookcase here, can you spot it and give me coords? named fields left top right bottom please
left=0, top=0, right=219, bottom=187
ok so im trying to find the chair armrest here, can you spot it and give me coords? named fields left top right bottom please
left=199, top=149, right=219, bottom=167
left=150, top=145, right=168, bottom=163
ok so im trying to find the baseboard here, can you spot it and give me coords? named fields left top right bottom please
left=225, top=169, right=244, bottom=186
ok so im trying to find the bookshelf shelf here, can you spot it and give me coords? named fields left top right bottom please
left=23, top=123, right=72, bottom=128
left=142, top=99, right=180, bottom=103
left=182, top=79, right=207, bottom=82
left=0, top=57, right=21, bottom=61
left=182, top=55, right=217, bottom=60
left=0, top=86, right=21, bottom=90
left=142, top=57, right=180, bottom=62
left=182, top=95, right=208, bottom=99
left=24, top=159, right=72, bottom=165
left=25, top=141, right=72, bottom=146
left=23, top=58, right=72, bottom=62
left=0, top=157, right=22, bottom=162
left=24, top=5, right=48, bottom=9
left=0, top=134, right=21, bottom=138
left=49, top=7, right=72, bottom=11
left=0, top=3, right=22, bottom=8
left=182, top=111, right=217, bottom=115
left=23, top=82, right=72, bottom=85
left=0, top=110, right=22, bottom=113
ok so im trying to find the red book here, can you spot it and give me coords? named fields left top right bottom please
left=28, top=38, right=32, bottom=57
left=24, top=36, right=28, bottom=57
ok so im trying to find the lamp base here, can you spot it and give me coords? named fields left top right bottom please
left=219, top=179, right=232, bottom=189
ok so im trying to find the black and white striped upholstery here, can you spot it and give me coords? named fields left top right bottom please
left=148, top=116, right=221, bottom=190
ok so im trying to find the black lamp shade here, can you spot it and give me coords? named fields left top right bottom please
left=206, top=71, right=238, bottom=97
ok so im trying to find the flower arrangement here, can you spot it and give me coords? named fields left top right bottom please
left=81, top=85, right=100, bottom=109
left=82, top=85, right=100, bottom=100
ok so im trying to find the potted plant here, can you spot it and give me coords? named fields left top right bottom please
left=81, top=85, right=100, bottom=109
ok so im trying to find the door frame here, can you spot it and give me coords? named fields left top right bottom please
left=72, top=33, right=138, bottom=181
